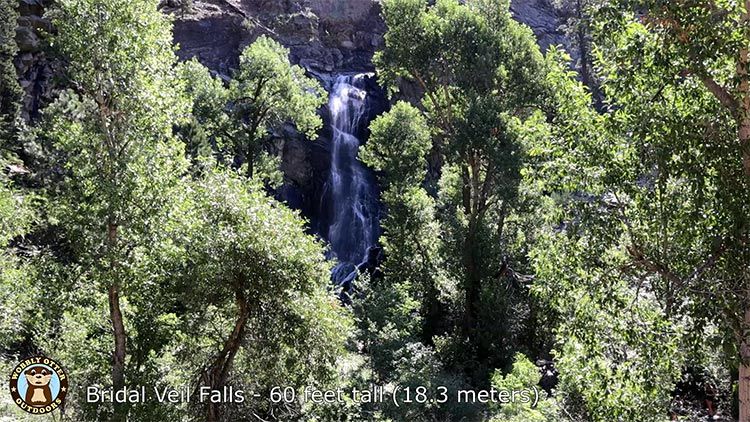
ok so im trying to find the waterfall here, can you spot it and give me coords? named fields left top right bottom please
left=324, top=74, right=379, bottom=283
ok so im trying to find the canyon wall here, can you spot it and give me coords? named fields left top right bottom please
left=13, top=0, right=572, bottom=227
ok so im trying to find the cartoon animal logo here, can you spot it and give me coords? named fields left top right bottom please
left=8, top=356, right=68, bottom=415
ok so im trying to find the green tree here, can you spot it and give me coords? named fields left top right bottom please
left=0, top=0, right=22, bottom=147
left=177, top=59, right=231, bottom=168
left=362, top=102, right=433, bottom=188
left=589, top=3, right=750, bottom=418
left=527, top=23, right=749, bottom=419
left=360, top=101, right=444, bottom=375
left=599, top=0, right=750, bottom=175
left=375, top=0, right=547, bottom=372
left=489, top=354, right=561, bottom=422
left=551, top=0, right=606, bottom=91
left=227, top=36, right=325, bottom=180
left=164, top=169, right=350, bottom=422
left=355, top=101, right=481, bottom=422
left=0, top=181, right=34, bottom=349
left=532, top=234, right=682, bottom=421
left=45, top=0, right=189, bottom=419
left=176, top=39, right=326, bottom=184
left=526, top=46, right=681, bottom=421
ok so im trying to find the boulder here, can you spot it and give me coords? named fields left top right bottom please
left=17, top=0, right=45, bottom=16
left=17, top=15, right=53, bottom=34
left=15, top=27, right=40, bottom=52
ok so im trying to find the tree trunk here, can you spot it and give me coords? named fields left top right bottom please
left=741, top=360, right=750, bottom=422
left=246, top=143, right=255, bottom=179
left=109, top=283, right=127, bottom=422
left=463, top=223, right=480, bottom=338
left=738, top=43, right=750, bottom=177
left=460, top=155, right=487, bottom=350
left=107, top=223, right=127, bottom=422
left=739, top=15, right=750, bottom=420
left=740, top=308, right=750, bottom=422
left=412, top=232, right=443, bottom=344
left=422, top=282, right=442, bottom=344
left=204, top=288, right=250, bottom=422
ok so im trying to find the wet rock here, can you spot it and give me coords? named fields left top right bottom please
left=17, top=0, right=45, bottom=16
left=331, top=262, right=358, bottom=287
left=280, top=133, right=313, bottom=191
left=18, top=53, right=34, bottom=68
left=15, top=26, right=40, bottom=52
left=357, top=246, right=383, bottom=275
left=17, top=15, right=53, bottom=34
left=340, top=40, right=355, bottom=50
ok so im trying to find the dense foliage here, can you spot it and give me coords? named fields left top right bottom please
left=0, top=0, right=748, bottom=420
left=0, top=0, right=21, bottom=147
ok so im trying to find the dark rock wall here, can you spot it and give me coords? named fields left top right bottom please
left=168, top=0, right=571, bottom=226
left=13, top=0, right=571, bottom=121
left=171, top=0, right=385, bottom=76
left=510, top=0, right=570, bottom=53
left=171, top=0, right=569, bottom=76
left=14, top=0, right=56, bottom=121
left=12, top=0, right=571, bottom=229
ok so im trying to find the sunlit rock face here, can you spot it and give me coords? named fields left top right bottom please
left=510, top=0, right=571, bottom=53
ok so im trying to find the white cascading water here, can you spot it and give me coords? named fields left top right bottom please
left=325, top=74, right=379, bottom=284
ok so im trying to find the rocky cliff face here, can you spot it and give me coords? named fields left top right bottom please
left=170, top=0, right=568, bottom=76
left=14, top=0, right=56, bottom=121
left=170, top=0, right=385, bottom=76
left=166, top=0, right=570, bottom=224
left=510, top=0, right=569, bottom=52
left=14, top=0, right=571, bottom=124
left=13, top=0, right=570, bottom=227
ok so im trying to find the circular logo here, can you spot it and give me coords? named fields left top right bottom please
left=8, top=356, right=68, bottom=415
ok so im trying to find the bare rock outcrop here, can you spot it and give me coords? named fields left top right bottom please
left=170, top=0, right=569, bottom=76
left=170, top=0, right=385, bottom=76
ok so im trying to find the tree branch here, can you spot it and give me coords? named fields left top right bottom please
left=678, top=239, right=728, bottom=291
left=628, top=238, right=728, bottom=299
left=698, top=73, right=739, bottom=116
left=627, top=245, right=683, bottom=286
